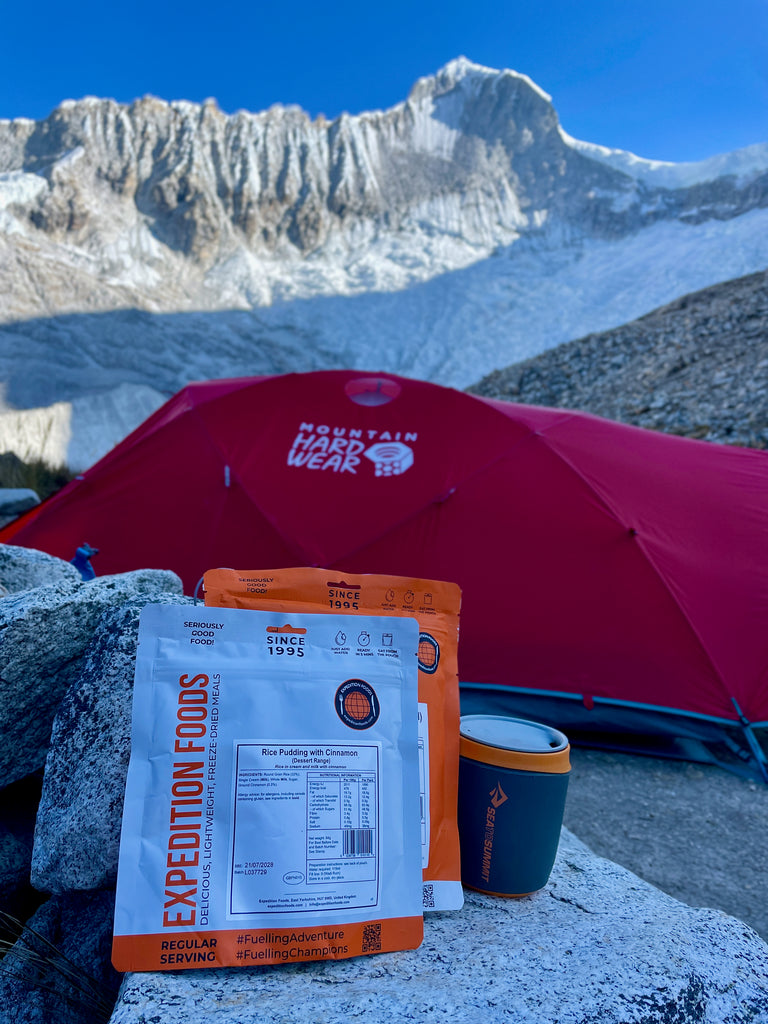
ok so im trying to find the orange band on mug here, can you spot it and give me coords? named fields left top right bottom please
left=459, top=735, right=571, bottom=774
left=463, top=883, right=539, bottom=898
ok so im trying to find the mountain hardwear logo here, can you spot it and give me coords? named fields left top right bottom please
left=287, top=423, right=417, bottom=475
left=364, top=441, right=414, bottom=476
left=489, top=782, right=508, bottom=808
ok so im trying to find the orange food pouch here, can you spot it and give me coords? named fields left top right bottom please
left=204, top=567, right=463, bottom=912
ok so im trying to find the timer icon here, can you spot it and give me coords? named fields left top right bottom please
left=358, top=631, right=371, bottom=647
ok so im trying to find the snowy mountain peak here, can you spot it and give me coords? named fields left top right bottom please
left=411, top=56, right=553, bottom=105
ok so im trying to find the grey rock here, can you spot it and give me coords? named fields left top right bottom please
left=0, top=890, right=120, bottom=1024
left=109, top=830, right=768, bottom=1024
left=0, top=488, right=39, bottom=518
left=0, top=542, right=80, bottom=595
left=31, top=593, right=194, bottom=893
left=470, top=268, right=768, bottom=451
left=0, top=488, right=39, bottom=510
left=0, top=569, right=183, bottom=786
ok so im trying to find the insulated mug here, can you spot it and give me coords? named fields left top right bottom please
left=457, top=714, right=570, bottom=897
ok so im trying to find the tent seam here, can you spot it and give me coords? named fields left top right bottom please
left=184, top=404, right=318, bottom=566
left=332, top=416, right=623, bottom=567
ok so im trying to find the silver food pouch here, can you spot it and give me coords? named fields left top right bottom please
left=112, top=605, right=423, bottom=971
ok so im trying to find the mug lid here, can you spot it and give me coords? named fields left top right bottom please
left=459, top=714, right=570, bottom=773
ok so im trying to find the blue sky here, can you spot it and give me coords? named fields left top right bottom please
left=1, top=0, right=766, bottom=163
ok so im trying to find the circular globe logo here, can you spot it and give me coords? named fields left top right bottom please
left=418, top=632, right=440, bottom=674
left=334, top=679, right=380, bottom=730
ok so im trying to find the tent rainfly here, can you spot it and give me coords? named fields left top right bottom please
left=3, top=371, right=767, bottom=777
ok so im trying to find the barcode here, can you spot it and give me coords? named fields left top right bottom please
left=342, top=828, right=373, bottom=857
left=423, top=884, right=435, bottom=909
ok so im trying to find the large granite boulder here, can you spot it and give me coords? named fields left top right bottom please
left=31, top=594, right=193, bottom=893
left=109, top=831, right=768, bottom=1024
left=0, top=542, right=79, bottom=594
left=0, top=569, right=183, bottom=786
left=0, top=890, right=120, bottom=1024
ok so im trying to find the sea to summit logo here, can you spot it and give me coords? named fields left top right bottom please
left=287, top=423, right=417, bottom=476
left=481, top=782, right=509, bottom=884
left=334, top=679, right=381, bottom=730
left=489, top=782, right=508, bottom=808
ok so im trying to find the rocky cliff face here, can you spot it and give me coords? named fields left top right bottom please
left=469, top=269, right=768, bottom=449
left=2, top=57, right=767, bottom=320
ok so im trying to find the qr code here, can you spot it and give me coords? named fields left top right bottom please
left=422, top=884, right=435, bottom=909
left=362, top=922, right=382, bottom=953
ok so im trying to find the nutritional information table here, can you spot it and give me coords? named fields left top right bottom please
left=230, top=743, right=380, bottom=915
left=307, top=771, right=378, bottom=883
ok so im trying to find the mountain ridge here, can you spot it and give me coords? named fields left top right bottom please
left=1, top=57, right=767, bottom=468
left=3, top=57, right=767, bottom=319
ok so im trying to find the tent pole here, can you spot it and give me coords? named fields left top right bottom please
left=731, top=699, right=768, bottom=785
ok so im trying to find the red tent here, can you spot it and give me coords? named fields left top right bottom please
left=3, top=371, right=767, bottom=769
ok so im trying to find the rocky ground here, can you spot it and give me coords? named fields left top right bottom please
left=564, top=748, right=768, bottom=941
left=469, top=268, right=768, bottom=449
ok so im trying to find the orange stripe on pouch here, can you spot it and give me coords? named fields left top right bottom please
left=111, top=916, right=424, bottom=973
